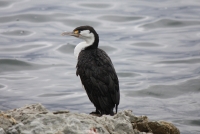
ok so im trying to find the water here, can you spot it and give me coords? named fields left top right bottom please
left=0, top=0, right=200, bottom=133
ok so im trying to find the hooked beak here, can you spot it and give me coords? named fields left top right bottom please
left=61, top=31, right=79, bottom=37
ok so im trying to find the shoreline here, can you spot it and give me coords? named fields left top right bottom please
left=0, top=103, right=180, bottom=134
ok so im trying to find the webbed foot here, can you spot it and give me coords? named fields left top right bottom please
left=90, top=109, right=101, bottom=116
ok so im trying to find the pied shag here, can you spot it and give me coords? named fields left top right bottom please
left=62, top=26, right=120, bottom=115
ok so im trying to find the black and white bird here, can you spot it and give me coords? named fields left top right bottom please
left=62, top=26, right=120, bottom=115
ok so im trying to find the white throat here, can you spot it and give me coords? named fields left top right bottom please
left=74, top=31, right=95, bottom=58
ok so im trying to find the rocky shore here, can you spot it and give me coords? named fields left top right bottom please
left=0, top=104, right=180, bottom=134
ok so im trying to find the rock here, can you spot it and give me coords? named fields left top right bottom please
left=132, top=115, right=180, bottom=134
left=5, top=103, right=49, bottom=123
left=0, top=113, right=17, bottom=130
left=148, top=121, right=180, bottom=134
left=0, top=104, right=180, bottom=134
left=0, top=128, right=6, bottom=134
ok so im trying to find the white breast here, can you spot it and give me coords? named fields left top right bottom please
left=74, top=42, right=89, bottom=58
left=74, top=30, right=95, bottom=58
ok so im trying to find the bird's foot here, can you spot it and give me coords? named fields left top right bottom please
left=90, top=110, right=101, bottom=116
left=90, top=111, right=100, bottom=114
left=109, top=110, right=114, bottom=116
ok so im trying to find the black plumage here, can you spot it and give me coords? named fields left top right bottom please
left=76, top=48, right=120, bottom=115
left=63, top=26, right=120, bottom=115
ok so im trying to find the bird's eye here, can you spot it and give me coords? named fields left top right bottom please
left=74, top=30, right=79, bottom=34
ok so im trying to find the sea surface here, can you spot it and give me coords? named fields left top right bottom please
left=0, top=0, right=200, bottom=133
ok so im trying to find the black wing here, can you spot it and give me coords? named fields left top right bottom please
left=76, top=49, right=120, bottom=114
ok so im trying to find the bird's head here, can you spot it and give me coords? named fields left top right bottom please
left=62, top=26, right=99, bottom=48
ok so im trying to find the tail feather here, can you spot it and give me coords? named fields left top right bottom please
left=115, top=104, right=118, bottom=113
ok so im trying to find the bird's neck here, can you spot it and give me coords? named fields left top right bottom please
left=74, top=36, right=99, bottom=58
left=74, top=42, right=90, bottom=58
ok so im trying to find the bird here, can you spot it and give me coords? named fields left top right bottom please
left=62, top=26, right=120, bottom=116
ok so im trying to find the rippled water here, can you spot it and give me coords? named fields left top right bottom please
left=0, top=0, right=200, bottom=133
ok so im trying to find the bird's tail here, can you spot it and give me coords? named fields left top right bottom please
left=115, top=104, right=118, bottom=113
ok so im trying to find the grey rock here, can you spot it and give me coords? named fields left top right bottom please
left=1, top=104, right=180, bottom=134
left=0, top=128, right=6, bottom=134
left=0, top=113, right=16, bottom=131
